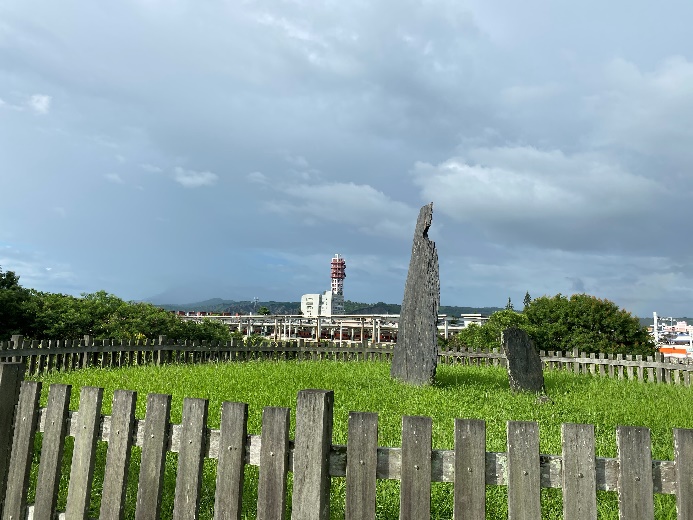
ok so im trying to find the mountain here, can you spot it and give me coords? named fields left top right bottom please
left=156, top=298, right=503, bottom=316
left=157, top=299, right=301, bottom=315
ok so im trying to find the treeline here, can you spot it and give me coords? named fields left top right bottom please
left=449, top=294, right=656, bottom=356
left=157, top=298, right=503, bottom=317
left=0, top=267, right=233, bottom=342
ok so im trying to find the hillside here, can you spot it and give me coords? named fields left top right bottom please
left=156, top=298, right=503, bottom=316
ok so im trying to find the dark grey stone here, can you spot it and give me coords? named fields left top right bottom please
left=503, top=327, right=545, bottom=393
left=390, top=203, right=440, bottom=385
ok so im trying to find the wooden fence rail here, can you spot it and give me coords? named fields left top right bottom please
left=2, top=335, right=692, bottom=386
left=0, top=362, right=692, bottom=519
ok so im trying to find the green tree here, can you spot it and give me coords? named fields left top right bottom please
left=523, top=291, right=532, bottom=309
left=524, top=294, right=655, bottom=356
left=0, top=267, right=32, bottom=340
left=23, top=291, right=88, bottom=339
left=451, top=310, right=530, bottom=350
left=505, top=297, right=514, bottom=311
left=257, top=306, right=271, bottom=315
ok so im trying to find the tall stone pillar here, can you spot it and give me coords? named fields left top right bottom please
left=390, top=203, right=440, bottom=385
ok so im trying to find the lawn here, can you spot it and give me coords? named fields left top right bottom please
left=26, top=360, right=693, bottom=519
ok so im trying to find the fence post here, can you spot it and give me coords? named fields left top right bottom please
left=135, top=393, right=172, bottom=520
left=674, top=428, right=693, bottom=519
left=400, top=416, right=432, bottom=520
left=33, top=384, right=72, bottom=520
left=291, top=390, right=334, bottom=520
left=454, top=419, right=486, bottom=520
left=173, top=398, right=209, bottom=520
left=617, top=426, right=654, bottom=519
left=345, top=412, right=378, bottom=520
left=257, top=407, right=290, bottom=520
left=0, top=362, right=25, bottom=513
left=561, top=423, right=596, bottom=519
left=214, top=401, right=248, bottom=520
left=65, top=386, right=104, bottom=519
left=100, top=390, right=137, bottom=520
left=10, top=335, right=23, bottom=363
left=1, top=380, right=41, bottom=520
left=507, top=421, right=541, bottom=520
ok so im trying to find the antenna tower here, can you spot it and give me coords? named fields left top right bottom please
left=330, top=254, right=346, bottom=295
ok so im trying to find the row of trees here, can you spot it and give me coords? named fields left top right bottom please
left=0, top=267, right=234, bottom=342
left=450, top=294, right=655, bottom=356
left=2, top=266, right=656, bottom=354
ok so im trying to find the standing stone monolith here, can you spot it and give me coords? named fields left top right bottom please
left=390, top=203, right=440, bottom=385
left=503, top=327, right=545, bottom=393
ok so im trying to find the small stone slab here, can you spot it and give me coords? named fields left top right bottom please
left=503, top=327, right=544, bottom=393
left=390, top=203, right=440, bottom=385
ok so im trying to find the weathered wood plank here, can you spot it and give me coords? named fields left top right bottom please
left=400, top=415, right=432, bottom=520
left=454, top=419, right=485, bottom=520
left=507, top=421, right=540, bottom=520
left=257, top=407, right=290, bottom=520
left=135, top=393, right=172, bottom=520
left=0, top=362, right=25, bottom=512
left=1, top=380, right=41, bottom=520
left=214, top=401, right=248, bottom=520
left=291, top=390, right=334, bottom=520
left=617, top=426, right=654, bottom=519
left=345, top=412, right=378, bottom=520
left=562, top=423, right=596, bottom=520
left=65, top=386, right=104, bottom=520
left=173, top=398, right=208, bottom=520
left=674, top=428, right=693, bottom=520
left=33, top=384, right=72, bottom=520
left=100, top=390, right=137, bottom=520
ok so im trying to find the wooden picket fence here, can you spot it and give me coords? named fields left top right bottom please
left=2, top=335, right=693, bottom=386
left=1, top=362, right=693, bottom=519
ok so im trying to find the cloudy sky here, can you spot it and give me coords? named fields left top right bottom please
left=2, top=0, right=693, bottom=317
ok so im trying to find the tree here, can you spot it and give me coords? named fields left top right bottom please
left=0, top=267, right=32, bottom=340
left=523, top=291, right=532, bottom=309
left=451, top=309, right=530, bottom=350
left=505, top=297, right=514, bottom=311
left=257, top=306, right=271, bottom=315
left=524, top=294, right=655, bottom=356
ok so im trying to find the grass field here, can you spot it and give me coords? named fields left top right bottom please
left=26, top=360, right=693, bottom=519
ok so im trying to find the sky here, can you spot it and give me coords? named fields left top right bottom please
left=2, top=0, right=693, bottom=317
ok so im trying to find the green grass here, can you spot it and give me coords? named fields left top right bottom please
left=26, top=360, right=693, bottom=519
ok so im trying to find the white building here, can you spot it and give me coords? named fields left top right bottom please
left=301, top=291, right=345, bottom=318
left=459, top=313, right=490, bottom=327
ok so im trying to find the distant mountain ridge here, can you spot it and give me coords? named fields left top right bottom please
left=156, top=298, right=504, bottom=316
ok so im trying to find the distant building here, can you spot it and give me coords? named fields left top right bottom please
left=300, top=254, right=346, bottom=318
left=301, top=293, right=322, bottom=318
left=459, top=313, right=490, bottom=328
left=301, top=291, right=345, bottom=318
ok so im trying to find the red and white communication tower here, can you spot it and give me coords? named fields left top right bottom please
left=330, top=254, right=346, bottom=295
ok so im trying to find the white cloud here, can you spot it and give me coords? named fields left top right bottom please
left=104, top=173, right=124, bottom=183
left=285, top=155, right=309, bottom=168
left=413, top=146, right=659, bottom=224
left=172, top=166, right=218, bottom=188
left=140, top=163, right=163, bottom=173
left=500, top=83, right=560, bottom=105
left=247, top=171, right=268, bottom=184
left=28, top=94, right=51, bottom=114
left=267, top=181, right=416, bottom=239
left=588, top=56, right=693, bottom=166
